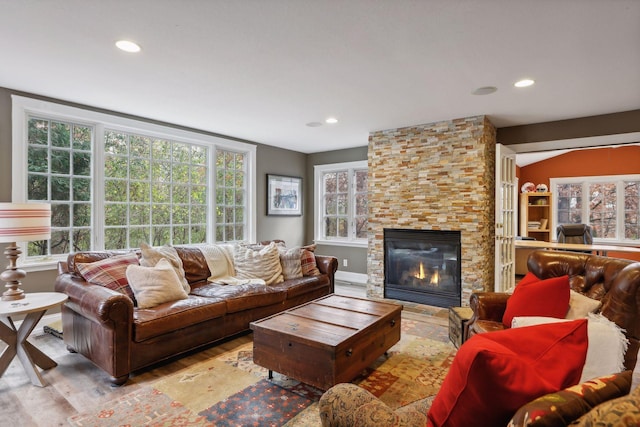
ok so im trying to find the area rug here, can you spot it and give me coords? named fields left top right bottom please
left=68, top=315, right=455, bottom=426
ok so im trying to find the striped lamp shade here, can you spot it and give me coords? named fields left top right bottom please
left=0, top=203, right=51, bottom=243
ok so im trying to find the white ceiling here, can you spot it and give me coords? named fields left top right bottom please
left=1, top=1, right=638, bottom=154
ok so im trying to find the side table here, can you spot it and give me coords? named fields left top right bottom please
left=0, top=292, right=68, bottom=386
left=448, top=306, right=473, bottom=348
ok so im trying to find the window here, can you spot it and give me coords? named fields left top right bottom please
left=314, top=161, right=367, bottom=247
left=12, top=96, right=256, bottom=267
left=551, top=175, right=640, bottom=243
left=215, top=149, right=246, bottom=241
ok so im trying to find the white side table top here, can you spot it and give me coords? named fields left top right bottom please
left=0, top=292, right=68, bottom=316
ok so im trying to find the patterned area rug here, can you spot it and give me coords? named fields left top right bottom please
left=68, top=313, right=455, bottom=426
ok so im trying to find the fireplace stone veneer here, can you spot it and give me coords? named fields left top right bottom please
left=367, top=116, right=496, bottom=306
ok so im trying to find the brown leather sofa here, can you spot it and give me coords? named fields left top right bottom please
left=54, top=246, right=338, bottom=385
left=467, top=249, right=640, bottom=371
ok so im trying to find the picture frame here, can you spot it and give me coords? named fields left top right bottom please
left=267, top=174, right=302, bottom=216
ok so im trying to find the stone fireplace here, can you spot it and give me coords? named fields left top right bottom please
left=367, top=116, right=496, bottom=306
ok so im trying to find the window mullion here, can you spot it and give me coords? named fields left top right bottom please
left=93, top=124, right=105, bottom=250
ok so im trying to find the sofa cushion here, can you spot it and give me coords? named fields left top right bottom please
left=126, top=258, right=189, bottom=309
left=76, top=252, right=139, bottom=301
left=270, top=274, right=330, bottom=299
left=508, top=370, right=632, bottom=427
left=234, top=242, right=284, bottom=285
left=189, top=282, right=287, bottom=313
left=427, top=319, right=588, bottom=427
left=139, top=243, right=190, bottom=293
left=502, top=275, right=570, bottom=328
left=133, top=296, right=227, bottom=342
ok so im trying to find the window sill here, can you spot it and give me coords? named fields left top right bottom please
left=314, top=239, right=367, bottom=249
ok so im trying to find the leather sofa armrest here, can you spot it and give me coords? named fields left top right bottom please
left=469, top=292, right=510, bottom=323
left=465, top=292, right=510, bottom=341
left=314, top=255, right=339, bottom=293
left=54, top=267, right=134, bottom=325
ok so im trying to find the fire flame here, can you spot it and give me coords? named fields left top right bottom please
left=412, top=262, right=439, bottom=286
left=415, top=262, right=426, bottom=279
left=430, top=269, right=439, bottom=285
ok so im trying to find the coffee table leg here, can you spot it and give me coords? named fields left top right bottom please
left=268, top=370, right=273, bottom=379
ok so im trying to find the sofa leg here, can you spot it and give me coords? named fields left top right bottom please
left=109, top=375, right=129, bottom=387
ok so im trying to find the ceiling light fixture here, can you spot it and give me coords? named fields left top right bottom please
left=325, top=117, right=338, bottom=124
left=514, top=79, right=535, bottom=88
left=115, top=40, right=141, bottom=53
left=472, top=86, right=498, bottom=95
left=306, top=122, right=323, bottom=127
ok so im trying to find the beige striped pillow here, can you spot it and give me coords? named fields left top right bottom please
left=233, top=242, right=284, bottom=285
left=277, top=246, right=303, bottom=280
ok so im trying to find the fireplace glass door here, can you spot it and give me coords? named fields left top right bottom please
left=384, top=229, right=461, bottom=307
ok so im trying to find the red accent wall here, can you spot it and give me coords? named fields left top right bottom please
left=518, top=145, right=640, bottom=261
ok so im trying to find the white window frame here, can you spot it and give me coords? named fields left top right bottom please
left=12, top=95, right=256, bottom=270
left=550, top=174, right=640, bottom=245
left=314, top=160, right=367, bottom=248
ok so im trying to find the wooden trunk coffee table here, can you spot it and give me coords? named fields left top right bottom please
left=250, top=294, right=402, bottom=390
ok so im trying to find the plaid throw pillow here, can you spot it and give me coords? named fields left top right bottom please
left=77, top=253, right=139, bottom=301
left=300, top=249, right=320, bottom=276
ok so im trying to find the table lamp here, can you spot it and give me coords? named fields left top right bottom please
left=0, top=203, right=51, bottom=301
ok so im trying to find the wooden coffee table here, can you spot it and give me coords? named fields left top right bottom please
left=250, top=294, right=402, bottom=390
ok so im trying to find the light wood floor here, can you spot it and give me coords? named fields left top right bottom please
left=0, top=284, right=448, bottom=426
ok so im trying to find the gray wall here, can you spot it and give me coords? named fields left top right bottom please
left=306, top=146, right=368, bottom=275
left=256, top=145, right=307, bottom=246
left=0, top=87, right=309, bottom=295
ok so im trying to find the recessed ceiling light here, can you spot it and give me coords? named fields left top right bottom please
left=115, top=40, right=141, bottom=53
left=514, top=79, right=535, bottom=88
left=472, top=86, right=498, bottom=95
left=306, top=122, right=323, bottom=127
left=325, top=117, right=338, bottom=124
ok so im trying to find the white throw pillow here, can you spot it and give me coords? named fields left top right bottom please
left=126, top=258, right=189, bottom=309
left=233, top=242, right=284, bottom=285
left=139, top=243, right=190, bottom=293
left=565, top=290, right=602, bottom=319
left=277, top=246, right=303, bottom=280
left=512, top=314, right=628, bottom=383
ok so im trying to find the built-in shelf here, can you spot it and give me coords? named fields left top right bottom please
left=520, top=192, right=552, bottom=241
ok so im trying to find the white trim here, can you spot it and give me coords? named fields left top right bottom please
left=335, top=270, right=367, bottom=285
left=509, top=132, right=640, bottom=154
left=315, top=239, right=367, bottom=248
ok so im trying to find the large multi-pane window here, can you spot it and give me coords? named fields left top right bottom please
left=26, top=117, right=93, bottom=256
left=102, top=131, right=210, bottom=249
left=12, top=96, right=256, bottom=265
left=215, top=149, right=246, bottom=241
left=314, top=161, right=368, bottom=246
left=551, top=175, right=640, bottom=243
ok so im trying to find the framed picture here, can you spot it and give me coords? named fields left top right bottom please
left=267, top=174, right=302, bottom=216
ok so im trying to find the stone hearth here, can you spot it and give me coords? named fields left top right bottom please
left=367, top=116, right=496, bottom=306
